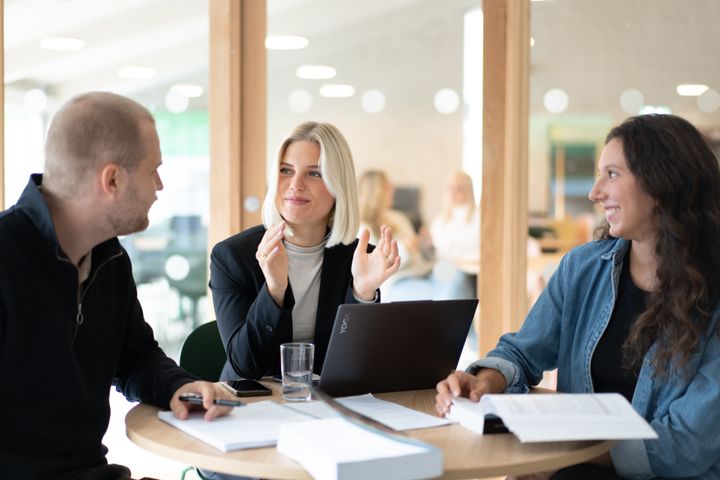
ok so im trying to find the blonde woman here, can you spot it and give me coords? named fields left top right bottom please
left=210, top=122, right=400, bottom=384
left=430, top=171, right=480, bottom=274
left=427, top=171, right=479, bottom=300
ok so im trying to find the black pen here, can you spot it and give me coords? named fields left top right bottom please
left=179, top=393, right=245, bottom=407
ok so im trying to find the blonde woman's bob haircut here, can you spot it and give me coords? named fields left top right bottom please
left=262, top=121, right=360, bottom=247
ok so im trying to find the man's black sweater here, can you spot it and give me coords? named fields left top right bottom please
left=0, top=175, right=196, bottom=479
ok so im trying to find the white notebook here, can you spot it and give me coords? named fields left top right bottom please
left=277, top=417, right=443, bottom=480
left=157, top=400, right=312, bottom=452
left=449, top=393, right=658, bottom=443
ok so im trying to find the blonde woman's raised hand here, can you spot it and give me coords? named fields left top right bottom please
left=256, top=222, right=289, bottom=306
left=351, top=225, right=401, bottom=301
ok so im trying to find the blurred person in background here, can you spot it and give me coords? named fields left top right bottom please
left=427, top=170, right=480, bottom=300
left=357, top=170, right=433, bottom=301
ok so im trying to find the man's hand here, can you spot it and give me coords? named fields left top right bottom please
left=169, top=381, right=237, bottom=421
left=435, top=368, right=506, bottom=417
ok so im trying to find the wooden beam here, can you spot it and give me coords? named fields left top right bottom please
left=479, top=0, right=530, bottom=355
left=209, top=0, right=266, bottom=249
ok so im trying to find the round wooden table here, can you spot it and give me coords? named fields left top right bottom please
left=126, top=384, right=615, bottom=479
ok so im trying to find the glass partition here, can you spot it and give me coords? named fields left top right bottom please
left=527, top=0, right=720, bottom=305
left=266, top=0, right=483, bottom=361
left=3, top=0, right=211, bottom=357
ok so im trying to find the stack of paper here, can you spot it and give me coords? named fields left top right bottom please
left=449, top=393, right=658, bottom=443
left=157, top=400, right=312, bottom=451
left=284, top=394, right=451, bottom=431
left=277, top=417, right=442, bottom=480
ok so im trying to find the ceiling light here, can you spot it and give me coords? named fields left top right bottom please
left=118, top=66, right=156, bottom=80
left=296, top=65, right=336, bottom=80
left=619, top=88, right=645, bottom=114
left=170, top=84, right=204, bottom=98
left=543, top=88, right=569, bottom=114
left=319, top=84, right=355, bottom=98
left=40, top=37, right=85, bottom=51
left=639, top=105, right=672, bottom=115
left=530, top=37, right=535, bottom=47
left=361, top=89, right=386, bottom=114
left=265, top=35, right=309, bottom=50
left=434, top=88, right=460, bottom=114
left=676, top=84, right=709, bottom=97
left=288, top=89, right=313, bottom=113
left=165, top=90, right=189, bottom=114
left=24, top=89, right=47, bottom=113
left=697, top=89, right=720, bottom=113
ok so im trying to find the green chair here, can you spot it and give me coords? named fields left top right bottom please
left=179, top=320, right=226, bottom=480
left=179, top=320, right=226, bottom=381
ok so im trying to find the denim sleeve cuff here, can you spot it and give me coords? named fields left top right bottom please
left=465, top=357, right=525, bottom=392
left=610, top=439, right=653, bottom=479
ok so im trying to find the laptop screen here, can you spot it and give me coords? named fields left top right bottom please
left=318, top=299, right=478, bottom=397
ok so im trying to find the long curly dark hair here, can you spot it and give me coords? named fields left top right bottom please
left=598, top=114, right=720, bottom=377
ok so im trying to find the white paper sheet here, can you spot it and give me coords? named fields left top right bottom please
left=335, top=394, right=451, bottom=431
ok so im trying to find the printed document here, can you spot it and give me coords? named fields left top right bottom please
left=449, top=393, right=658, bottom=443
left=284, top=394, right=451, bottom=431
left=157, top=400, right=313, bottom=451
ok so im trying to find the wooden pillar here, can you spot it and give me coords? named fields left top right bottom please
left=209, top=0, right=266, bottom=249
left=478, top=0, right=530, bottom=355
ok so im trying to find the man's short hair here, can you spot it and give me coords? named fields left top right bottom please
left=44, top=91, right=154, bottom=192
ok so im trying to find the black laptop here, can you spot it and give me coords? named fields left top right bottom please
left=318, top=299, right=478, bottom=397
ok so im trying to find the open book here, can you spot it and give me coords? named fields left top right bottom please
left=277, top=417, right=442, bottom=480
left=448, top=393, right=658, bottom=443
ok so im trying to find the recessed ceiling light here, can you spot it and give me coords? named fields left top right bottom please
left=530, top=37, right=535, bottom=47
left=698, top=89, right=720, bottom=113
left=640, top=105, right=672, bottom=115
left=40, top=37, right=85, bottom=51
left=117, top=66, right=156, bottom=79
left=265, top=35, right=309, bottom=50
left=543, top=88, right=569, bottom=114
left=619, top=88, right=645, bottom=114
left=434, top=88, right=460, bottom=114
left=165, top=90, right=189, bottom=114
left=676, top=84, right=709, bottom=97
left=319, top=84, right=355, bottom=98
left=288, top=89, right=313, bottom=113
left=171, top=84, right=204, bottom=98
left=24, top=89, right=47, bottom=113
left=296, top=65, right=336, bottom=80
left=361, top=89, right=386, bottom=114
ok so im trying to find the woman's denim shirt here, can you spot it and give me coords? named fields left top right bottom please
left=468, top=238, right=720, bottom=479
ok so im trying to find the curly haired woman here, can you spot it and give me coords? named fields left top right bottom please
left=437, top=114, right=720, bottom=479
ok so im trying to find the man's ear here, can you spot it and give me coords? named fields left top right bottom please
left=99, top=163, right=125, bottom=198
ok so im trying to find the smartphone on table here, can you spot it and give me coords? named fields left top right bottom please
left=221, top=379, right=272, bottom=397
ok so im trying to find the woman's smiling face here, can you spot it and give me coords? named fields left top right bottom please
left=275, top=140, right=335, bottom=233
left=588, top=138, right=657, bottom=242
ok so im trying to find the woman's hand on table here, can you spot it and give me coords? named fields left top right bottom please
left=435, top=368, right=507, bottom=416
